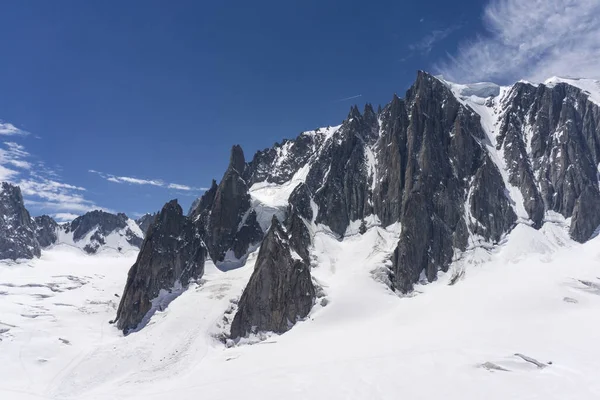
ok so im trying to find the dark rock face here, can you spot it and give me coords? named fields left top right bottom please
left=188, top=179, right=218, bottom=219
left=468, top=158, right=517, bottom=243
left=34, top=215, right=59, bottom=248
left=372, top=95, right=409, bottom=226
left=288, top=183, right=313, bottom=222
left=0, top=182, right=40, bottom=260
left=497, top=82, right=600, bottom=242
left=65, top=210, right=142, bottom=254
left=245, top=131, right=328, bottom=186
left=135, top=212, right=157, bottom=235
left=230, top=216, right=315, bottom=338
left=198, top=146, right=264, bottom=265
left=231, top=210, right=263, bottom=259
left=304, top=105, right=378, bottom=236
left=114, top=200, right=206, bottom=334
left=382, top=72, right=515, bottom=291
left=68, top=211, right=125, bottom=241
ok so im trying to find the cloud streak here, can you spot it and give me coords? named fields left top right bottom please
left=0, top=121, right=29, bottom=136
left=335, top=94, right=362, bottom=102
left=436, top=0, right=600, bottom=83
left=89, top=170, right=206, bottom=192
left=0, top=121, right=106, bottom=216
left=409, top=25, right=461, bottom=55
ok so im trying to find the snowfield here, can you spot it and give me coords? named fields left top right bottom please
left=1, top=221, right=600, bottom=399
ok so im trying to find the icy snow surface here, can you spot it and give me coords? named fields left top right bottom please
left=545, top=76, right=600, bottom=106
left=2, top=219, right=600, bottom=399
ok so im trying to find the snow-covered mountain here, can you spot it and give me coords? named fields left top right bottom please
left=56, top=211, right=144, bottom=255
left=115, top=71, right=600, bottom=336
left=2, top=71, right=600, bottom=399
left=0, top=183, right=146, bottom=258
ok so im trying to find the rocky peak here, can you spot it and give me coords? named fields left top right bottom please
left=347, top=104, right=362, bottom=121
left=229, top=144, right=246, bottom=174
left=188, top=179, right=218, bottom=218
left=135, top=212, right=158, bottom=235
left=495, top=77, right=600, bottom=241
left=0, top=182, right=40, bottom=260
left=34, top=215, right=59, bottom=248
left=230, top=215, right=315, bottom=338
left=204, top=145, right=262, bottom=266
left=63, top=210, right=143, bottom=254
left=114, top=199, right=206, bottom=334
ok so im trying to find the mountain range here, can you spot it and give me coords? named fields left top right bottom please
left=0, top=182, right=149, bottom=259
left=117, top=71, right=600, bottom=336
left=3, top=71, right=600, bottom=340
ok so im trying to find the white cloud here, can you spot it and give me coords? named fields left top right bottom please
left=52, top=213, right=80, bottom=223
left=437, top=0, right=600, bottom=83
left=0, top=164, right=19, bottom=181
left=167, top=183, right=192, bottom=190
left=25, top=200, right=108, bottom=214
left=409, top=25, right=461, bottom=55
left=0, top=141, right=32, bottom=170
left=89, top=169, right=206, bottom=192
left=0, top=121, right=29, bottom=136
left=0, top=125, right=104, bottom=216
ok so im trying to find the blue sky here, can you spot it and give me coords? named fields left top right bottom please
left=0, top=0, right=598, bottom=221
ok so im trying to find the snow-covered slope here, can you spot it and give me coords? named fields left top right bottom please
left=49, top=212, right=144, bottom=255
left=545, top=76, right=600, bottom=105
left=55, top=218, right=142, bottom=255
left=1, top=220, right=600, bottom=399
left=4, top=72, right=600, bottom=399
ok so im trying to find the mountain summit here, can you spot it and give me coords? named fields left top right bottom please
left=115, top=71, right=600, bottom=335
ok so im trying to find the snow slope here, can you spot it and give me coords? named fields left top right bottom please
left=54, top=224, right=142, bottom=256
left=2, top=219, right=600, bottom=399
left=545, top=76, right=600, bottom=105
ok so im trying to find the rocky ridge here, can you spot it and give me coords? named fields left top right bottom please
left=0, top=185, right=147, bottom=259
left=114, top=71, right=600, bottom=336
left=114, top=200, right=206, bottom=334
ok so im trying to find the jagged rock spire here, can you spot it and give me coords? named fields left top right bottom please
left=0, top=182, right=40, bottom=260
left=114, top=199, right=206, bottom=334
left=230, top=215, right=315, bottom=338
left=229, top=144, right=246, bottom=174
left=347, top=104, right=361, bottom=120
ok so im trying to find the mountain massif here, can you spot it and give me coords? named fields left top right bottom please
left=0, top=183, right=146, bottom=259
left=2, top=71, right=599, bottom=340
left=113, top=71, right=600, bottom=338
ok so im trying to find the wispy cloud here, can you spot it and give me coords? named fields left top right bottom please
left=0, top=121, right=29, bottom=136
left=436, top=0, right=600, bottom=83
left=335, top=94, right=362, bottom=102
left=0, top=141, right=32, bottom=171
left=89, top=169, right=206, bottom=192
left=0, top=122, right=104, bottom=216
left=409, top=25, right=461, bottom=55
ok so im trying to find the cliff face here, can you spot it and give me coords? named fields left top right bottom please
left=495, top=81, right=600, bottom=242
left=0, top=182, right=40, bottom=260
left=230, top=216, right=314, bottom=338
left=190, top=146, right=263, bottom=267
left=114, top=200, right=206, bottom=334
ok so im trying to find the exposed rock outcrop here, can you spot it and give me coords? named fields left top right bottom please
left=135, top=212, right=157, bottom=235
left=191, top=146, right=263, bottom=266
left=114, top=200, right=206, bottom=334
left=230, top=216, right=315, bottom=338
left=497, top=81, right=600, bottom=241
left=34, top=215, right=59, bottom=248
left=65, top=210, right=143, bottom=254
left=0, top=182, right=40, bottom=260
